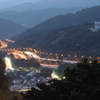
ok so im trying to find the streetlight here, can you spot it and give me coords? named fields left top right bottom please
left=74, top=55, right=77, bottom=57
left=68, top=55, right=70, bottom=57
left=61, top=54, right=63, bottom=56
left=89, top=56, right=92, bottom=59
left=55, top=54, right=58, bottom=56
left=50, top=53, right=52, bottom=55
left=81, top=56, right=84, bottom=58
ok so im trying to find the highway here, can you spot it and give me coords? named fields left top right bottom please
left=0, top=39, right=79, bottom=69
left=40, top=64, right=58, bottom=68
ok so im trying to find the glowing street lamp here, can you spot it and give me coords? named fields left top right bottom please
left=97, top=57, right=99, bottom=59
left=50, top=53, right=52, bottom=55
left=89, top=56, right=92, bottom=59
left=90, top=61, right=92, bottom=63
left=81, top=56, right=84, bottom=58
left=61, top=54, right=63, bottom=56
left=74, top=55, right=77, bottom=57
left=55, top=54, right=58, bottom=56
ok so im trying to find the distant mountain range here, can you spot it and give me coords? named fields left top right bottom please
left=0, top=7, right=82, bottom=28
left=0, top=0, right=40, bottom=9
left=0, top=0, right=100, bottom=10
left=11, top=5, right=100, bottom=56
left=0, top=2, right=83, bottom=12
left=0, top=18, right=27, bottom=39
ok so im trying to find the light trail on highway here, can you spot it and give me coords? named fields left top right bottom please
left=5, top=39, right=15, bottom=43
left=7, top=50, right=28, bottom=60
left=40, top=64, right=58, bottom=68
left=24, top=51, right=40, bottom=59
left=4, top=57, right=14, bottom=70
left=0, top=39, right=8, bottom=48
left=0, top=39, right=80, bottom=70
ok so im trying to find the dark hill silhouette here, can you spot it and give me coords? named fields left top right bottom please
left=0, top=7, right=82, bottom=28
left=0, top=18, right=27, bottom=39
left=1, top=0, right=100, bottom=11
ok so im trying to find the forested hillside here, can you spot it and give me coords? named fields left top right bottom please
left=11, top=22, right=100, bottom=56
left=11, top=5, right=100, bottom=56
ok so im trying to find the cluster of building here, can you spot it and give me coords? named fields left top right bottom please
left=9, top=70, right=51, bottom=92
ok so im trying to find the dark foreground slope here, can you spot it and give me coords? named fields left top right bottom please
left=16, top=60, right=100, bottom=100
left=0, top=18, right=27, bottom=39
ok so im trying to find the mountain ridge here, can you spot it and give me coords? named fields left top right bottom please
left=11, top=5, right=100, bottom=56
left=0, top=7, right=82, bottom=28
left=0, top=18, right=27, bottom=39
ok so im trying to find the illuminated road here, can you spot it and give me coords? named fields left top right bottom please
left=40, top=64, right=58, bottom=68
left=0, top=39, right=80, bottom=69
left=0, top=40, right=8, bottom=48
left=0, top=49, right=79, bottom=65
left=63, top=59, right=78, bottom=63
left=4, top=57, right=13, bottom=70
left=17, top=89, right=31, bottom=92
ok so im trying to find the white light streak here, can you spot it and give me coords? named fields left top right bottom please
left=24, top=51, right=40, bottom=59
left=4, top=57, right=14, bottom=70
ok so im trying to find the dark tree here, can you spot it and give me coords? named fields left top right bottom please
left=40, top=68, right=53, bottom=77
left=0, top=58, right=9, bottom=90
left=12, top=60, right=100, bottom=100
